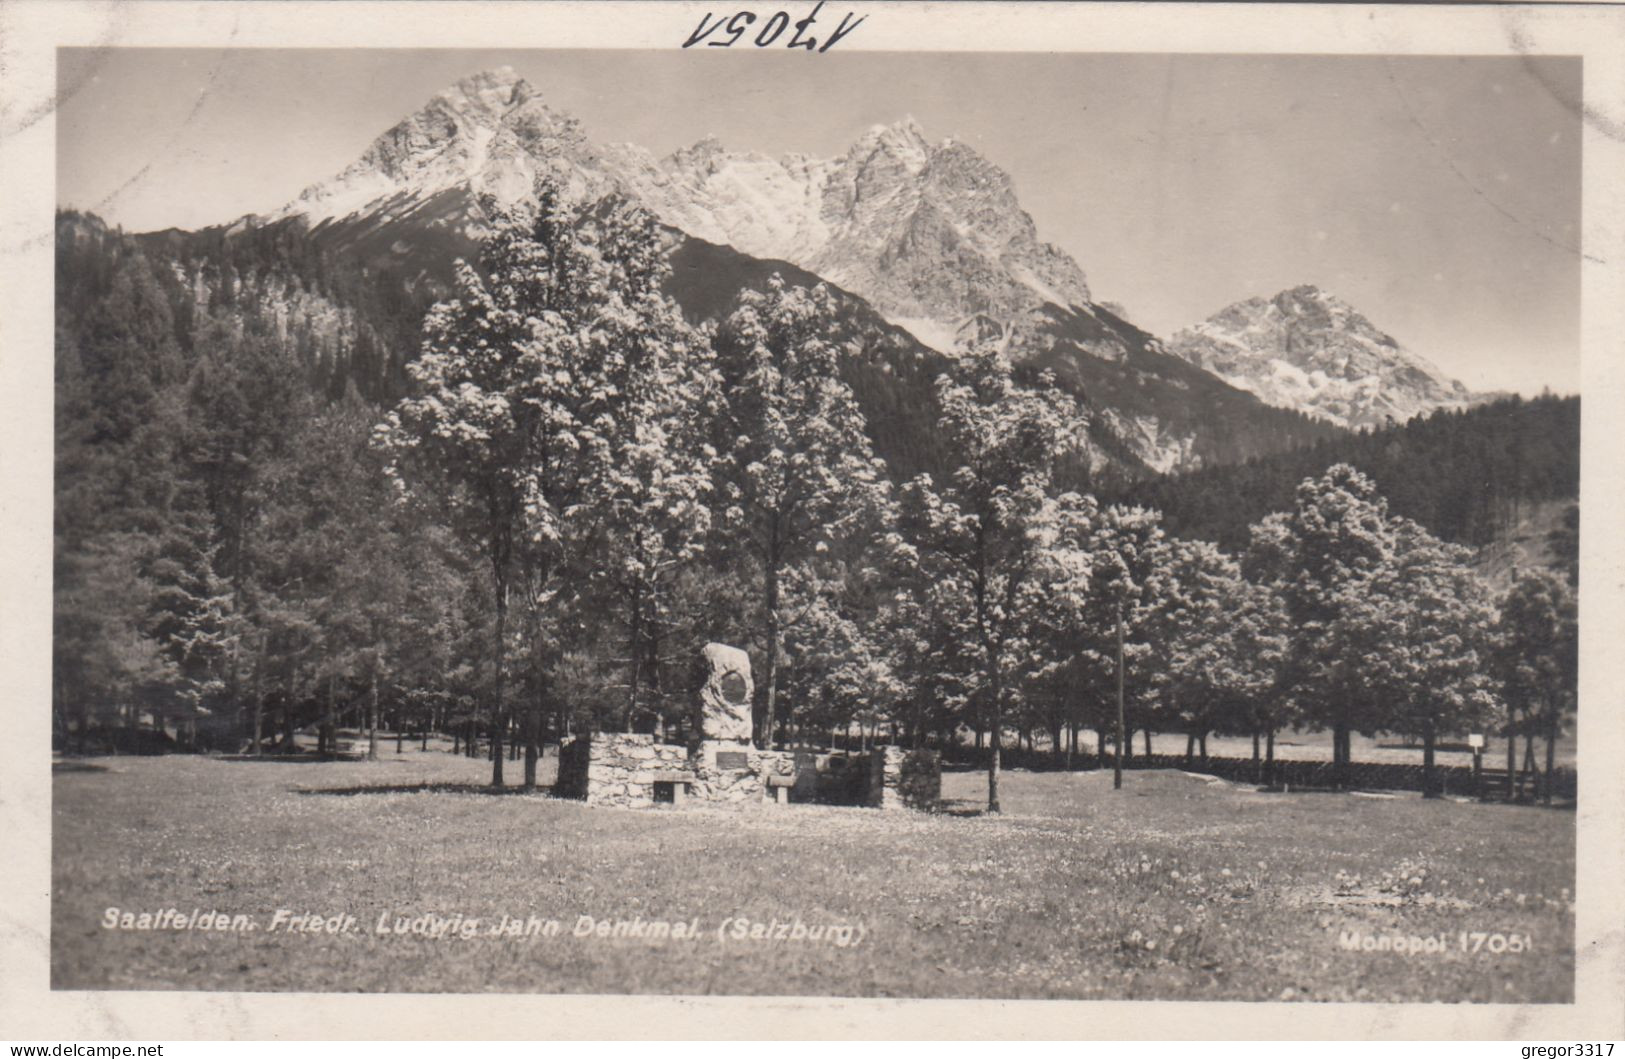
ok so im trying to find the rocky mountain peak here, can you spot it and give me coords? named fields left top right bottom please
left=851, top=116, right=930, bottom=161
left=668, top=134, right=727, bottom=168
left=438, top=66, right=534, bottom=118
left=1279, top=282, right=1327, bottom=302
left=236, top=70, right=1368, bottom=481
left=1167, top=286, right=1477, bottom=430
left=270, top=72, right=1096, bottom=354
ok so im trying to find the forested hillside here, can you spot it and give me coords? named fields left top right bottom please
left=1115, top=395, right=1580, bottom=557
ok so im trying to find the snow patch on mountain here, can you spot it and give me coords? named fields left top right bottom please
left=269, top=68, right=1092, bottom=350
left=253, top=68, right=1351, bottom=478
left=1095, top=408, right=1199, bottom=474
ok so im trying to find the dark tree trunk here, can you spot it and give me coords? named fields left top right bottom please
left=1505, top=722, right=1517, bottom=801
left=1185, top=732, right=1196, bottom=768
left=1114, top=596, right=1125, bottom=789
left=1266, top=728, right=1276, bottom=787
left=523, top=697, right=540, bottom=790
left=626, top=583, right=642, bottom=735
left=1514, top=730, right=1527, bottom=799
left=250, top=633, right=266, bottom=756
left=367, top=669, right=380, bottom=762
left=1143, top=729, right=1152, bottom=757
left=761, top=521, right=781, bottom=750
left=1422, top=722, right=1439, bottom=798
left=1544, top=709, right=1559, bottom=806
left=523, top=713, right=539, bottom=787
left=489, top=568, right=507, bottom=786
left=987, top=679, right=1002, bottom=814
left=322, top=671, right=338, bottom=758
left=1199, top=733, right=1208, bottom=766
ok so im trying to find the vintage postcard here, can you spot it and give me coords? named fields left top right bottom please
left=3, top=0, right=1623, bottom=1042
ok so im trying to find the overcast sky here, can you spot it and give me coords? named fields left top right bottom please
left=56, top=49, right=1581, bottom=395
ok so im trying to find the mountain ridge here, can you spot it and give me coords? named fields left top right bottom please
left=269, top=66, right=1094, bottom=351
left=246, top=66, right=1349, bottom=473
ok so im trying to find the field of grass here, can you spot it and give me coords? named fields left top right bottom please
left=52, top=748, right=1574, bottom=1001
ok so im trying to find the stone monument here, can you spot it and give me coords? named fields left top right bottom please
left=695, top=642, right=753, bottom=741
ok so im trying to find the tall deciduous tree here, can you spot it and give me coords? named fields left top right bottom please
left=379, top=185, right=695, bottom=784
left=1080, top=505, right=1171, bottom=771
left=899, top=348, right=1090, bottom=812
left=1493, top=568, right=1578, bottom=804
left=714, top=277, right=890, bottom=746
left=1363, top=519, right=1499, bottom=796
left=1245, top=464, right=1398, bottom=787
left=573, top=207, right=721, bottom=736
left=1148, top=538, right=1286, bottom=768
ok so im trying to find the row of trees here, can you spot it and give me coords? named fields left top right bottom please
left=372, top=187, right=1577, bottom=806
left=53, top=189, right=1579, bottom=809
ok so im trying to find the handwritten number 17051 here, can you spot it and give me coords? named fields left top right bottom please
left=683, top=2, right=867, bottom=52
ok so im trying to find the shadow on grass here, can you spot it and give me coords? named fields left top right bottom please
left=295, top=781, right=556, bottom=797
left=52, top=760, right=110, bottom=774
left=936, top=800, right=988, bottom=818
left=216, top=752, right=372, bottom=764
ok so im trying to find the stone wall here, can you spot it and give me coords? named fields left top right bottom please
left=867, top=746, right=942, bottom=810
left=897, top=748, right=943, bottom=809
left=689, top=740, right=795, bottom=804
left=557, top=735, right=940, bottom=811
left=560, top=733, right=696, bottom=808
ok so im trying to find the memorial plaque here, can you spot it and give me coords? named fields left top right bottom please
left=715, top=751, right=750, bottom=771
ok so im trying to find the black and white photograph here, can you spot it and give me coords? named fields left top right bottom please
left=4, top=0, right=1624, bottom=1042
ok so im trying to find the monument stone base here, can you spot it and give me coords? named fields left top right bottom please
left=556, top=733, right=938, bottom=811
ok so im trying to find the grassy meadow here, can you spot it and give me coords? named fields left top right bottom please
left=52, top=747, right=1574, bottom=1001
